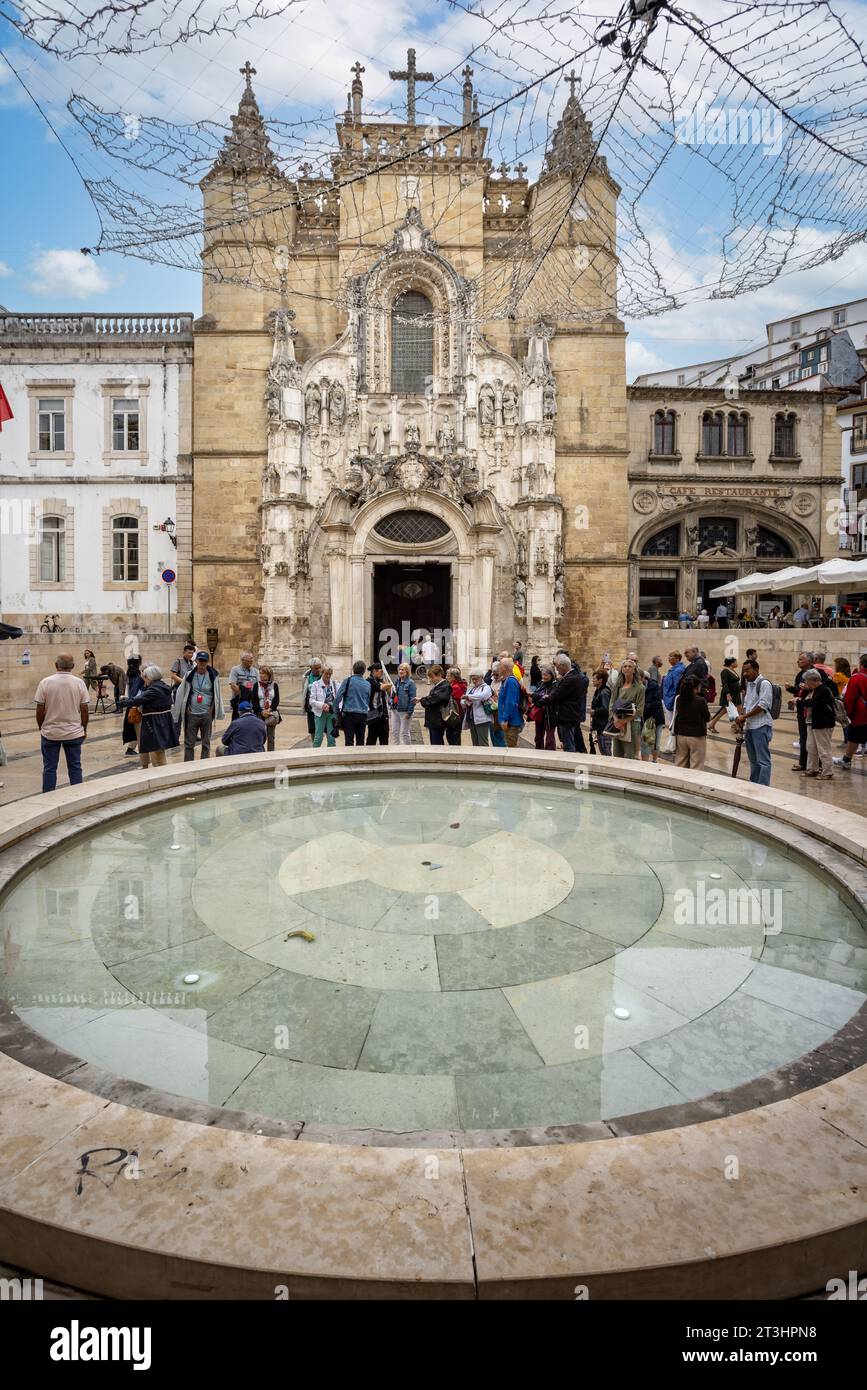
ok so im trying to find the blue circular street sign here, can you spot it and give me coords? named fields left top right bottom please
left=161, top=568, right=176, bottom=584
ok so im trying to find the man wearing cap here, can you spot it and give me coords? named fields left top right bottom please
left=172, top=650, right=224, bottom=760
left=220, top=699, right=267, bottom=755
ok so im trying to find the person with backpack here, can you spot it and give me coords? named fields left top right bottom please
left=496, top=658, right=525, bottom=748
left=735, top=659, right=775, bottom=785
left=834, top=651, right=867, bottom=771
left=444, top=667, right=467, bottom=746
left=419, top=665, right=453, bottom=746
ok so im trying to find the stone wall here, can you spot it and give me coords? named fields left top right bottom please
left=0, top=632, right=192, bottom=706
left=635, top=626, right=866, bottom=688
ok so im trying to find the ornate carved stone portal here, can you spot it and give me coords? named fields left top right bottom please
left=258, top=211, right=564, bottom=674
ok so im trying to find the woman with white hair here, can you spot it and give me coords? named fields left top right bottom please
left=120, top=664, right=179, bottom=768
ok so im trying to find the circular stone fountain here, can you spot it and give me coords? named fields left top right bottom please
left=0, top=748, right=865, bottom=1299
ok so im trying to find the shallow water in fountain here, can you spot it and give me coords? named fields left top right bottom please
left=1, top=776, right=865, bottom=1133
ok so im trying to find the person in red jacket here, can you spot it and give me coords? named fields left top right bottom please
left=445, top=666, right=467, bottom=747
left=835, top=652, right=867, bottom=770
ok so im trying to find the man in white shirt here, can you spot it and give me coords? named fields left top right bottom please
left=420, top=634, right=440, bottom=665
left=35, top=654, right=89, bottom=793
left=715, top=601, right=729, bottom=629
left=793, top=604, right=810, bottom=627
left=735, top=658, right=774, bottom=785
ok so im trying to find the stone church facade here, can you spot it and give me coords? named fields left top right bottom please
left=191, top=59, right=629, bottom=674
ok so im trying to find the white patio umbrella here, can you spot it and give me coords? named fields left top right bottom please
left=770, top=557, right=864, bottom=593
left=708, top=568, right=803, bottom=598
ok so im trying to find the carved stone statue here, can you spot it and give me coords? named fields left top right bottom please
left=479, top=385, right=495, bottom=428
left=554, top=569, right=565, bottom=620
left=305, top=383, right=321, bottom=426
left=405, top=420, right=421, bottom=451
left=686, top=522, right=700, bottom=553
left=369, top=418, right=390, bottom=456
left=265, top=383, right=281, bottom=425
left=330, top=383, right=346, bottom=428
left=535, top=534, right=549, bottom=576
left=516, top=531, right=528, bottom=577
left=502, top=384, right=519, bottom=427
left=295, top=527, right=309, bottom=577
left=542, top=382, right=557, bottom=421
left=745, top=523, right=759, bottom=550
left=437, top=416, right=456, bottom=454
left=514, top=575, right=527, bottom=620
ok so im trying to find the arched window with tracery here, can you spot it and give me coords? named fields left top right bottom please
left=653, top=409, right=677, bottom=455
left=727, top=411, right=750, bottom=457
left=701, top=410, right=724, bottom=456
left=773, top=412, right=797, bottom=457
left=391, top=291, right=434, bottom=394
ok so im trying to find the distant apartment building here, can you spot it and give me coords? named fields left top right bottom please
left=633, top=296, right=867, bottom=391
left=0, top=311, right=192, bottom=639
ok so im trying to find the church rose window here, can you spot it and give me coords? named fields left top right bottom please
left=374, top=510, right=451, bottom=545
left=391, top=291, right=434, bottom=394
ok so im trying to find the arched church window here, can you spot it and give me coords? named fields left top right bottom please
left=374, top=510, right=451, bottom=545
left=755, top=527, right=793, bottom=558
left=391, top=291, right=434, bottom=394
left=641, top=523, right=680, bottom=557
left=653, top=409, right=677, bottom=454
left=701, top=411, right=724, bottom=456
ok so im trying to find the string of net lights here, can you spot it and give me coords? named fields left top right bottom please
left=5, top=0, right=867, bottom=325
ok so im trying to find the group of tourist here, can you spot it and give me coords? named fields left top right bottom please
left=29, top=634, right=867, bottom=797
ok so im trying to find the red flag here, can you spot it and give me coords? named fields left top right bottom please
left=0, top=384, right=13, bottom=431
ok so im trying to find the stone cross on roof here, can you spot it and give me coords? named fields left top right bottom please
left=241, top=61, right=256, bottom=89
left=565, top=69, right=580, bottom=100
left=389, top=47, right=435, bottom=125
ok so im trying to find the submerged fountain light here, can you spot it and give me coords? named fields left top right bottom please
left=613, top=1007, right=631, bottom=1020
left=183, top=973, right=200, bottom=985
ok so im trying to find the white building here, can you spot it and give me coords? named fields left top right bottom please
left=633, top=296, right=867, bottom=389
left=0, top=311, right=192, bottom=639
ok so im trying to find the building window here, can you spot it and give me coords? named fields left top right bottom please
left=755, top=527, right=793, bottom=558
left=111, top=515, right=140, bottom=582
left=38, top=515, right=66, bottom=583
left=641, top=523, right=680, bottom=557
left=773, top=412, right=797, bottom=456
left=391, top=291, right=434, bottom=394
left=833, top=308, right=847, bottom=326
left=698, top=517, right=737, bottom=552
left=791, top=319, right=801, bottom=336
left=727, top=411, right=750, bottom=457
left=38, top=398, right=65, bottom=452
left=853, top=413, right=867, bottom=453
left=701, top=410, right=724, bottom=456
left=652, top=409, right=677, bottom=454
left=853, top=463, right=867, bottom=488
left=677, top=374, right=685, bottom=386
left=112, top=398, right=140, bottom=451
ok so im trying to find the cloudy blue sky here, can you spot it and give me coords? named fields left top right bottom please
left=1, top=0, right=865, bottom=378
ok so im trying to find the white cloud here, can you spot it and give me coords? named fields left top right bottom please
left=0, top=261, right=12, bottom=278
left=626, top=339, right=671, bottom=381
left=26, top=249, right=111, bottom=300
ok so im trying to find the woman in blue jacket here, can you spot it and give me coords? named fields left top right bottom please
left=385, top=662, right=416, bottom=745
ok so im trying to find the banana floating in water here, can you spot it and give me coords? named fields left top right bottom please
left=285, top=929, right=316, bottom=943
